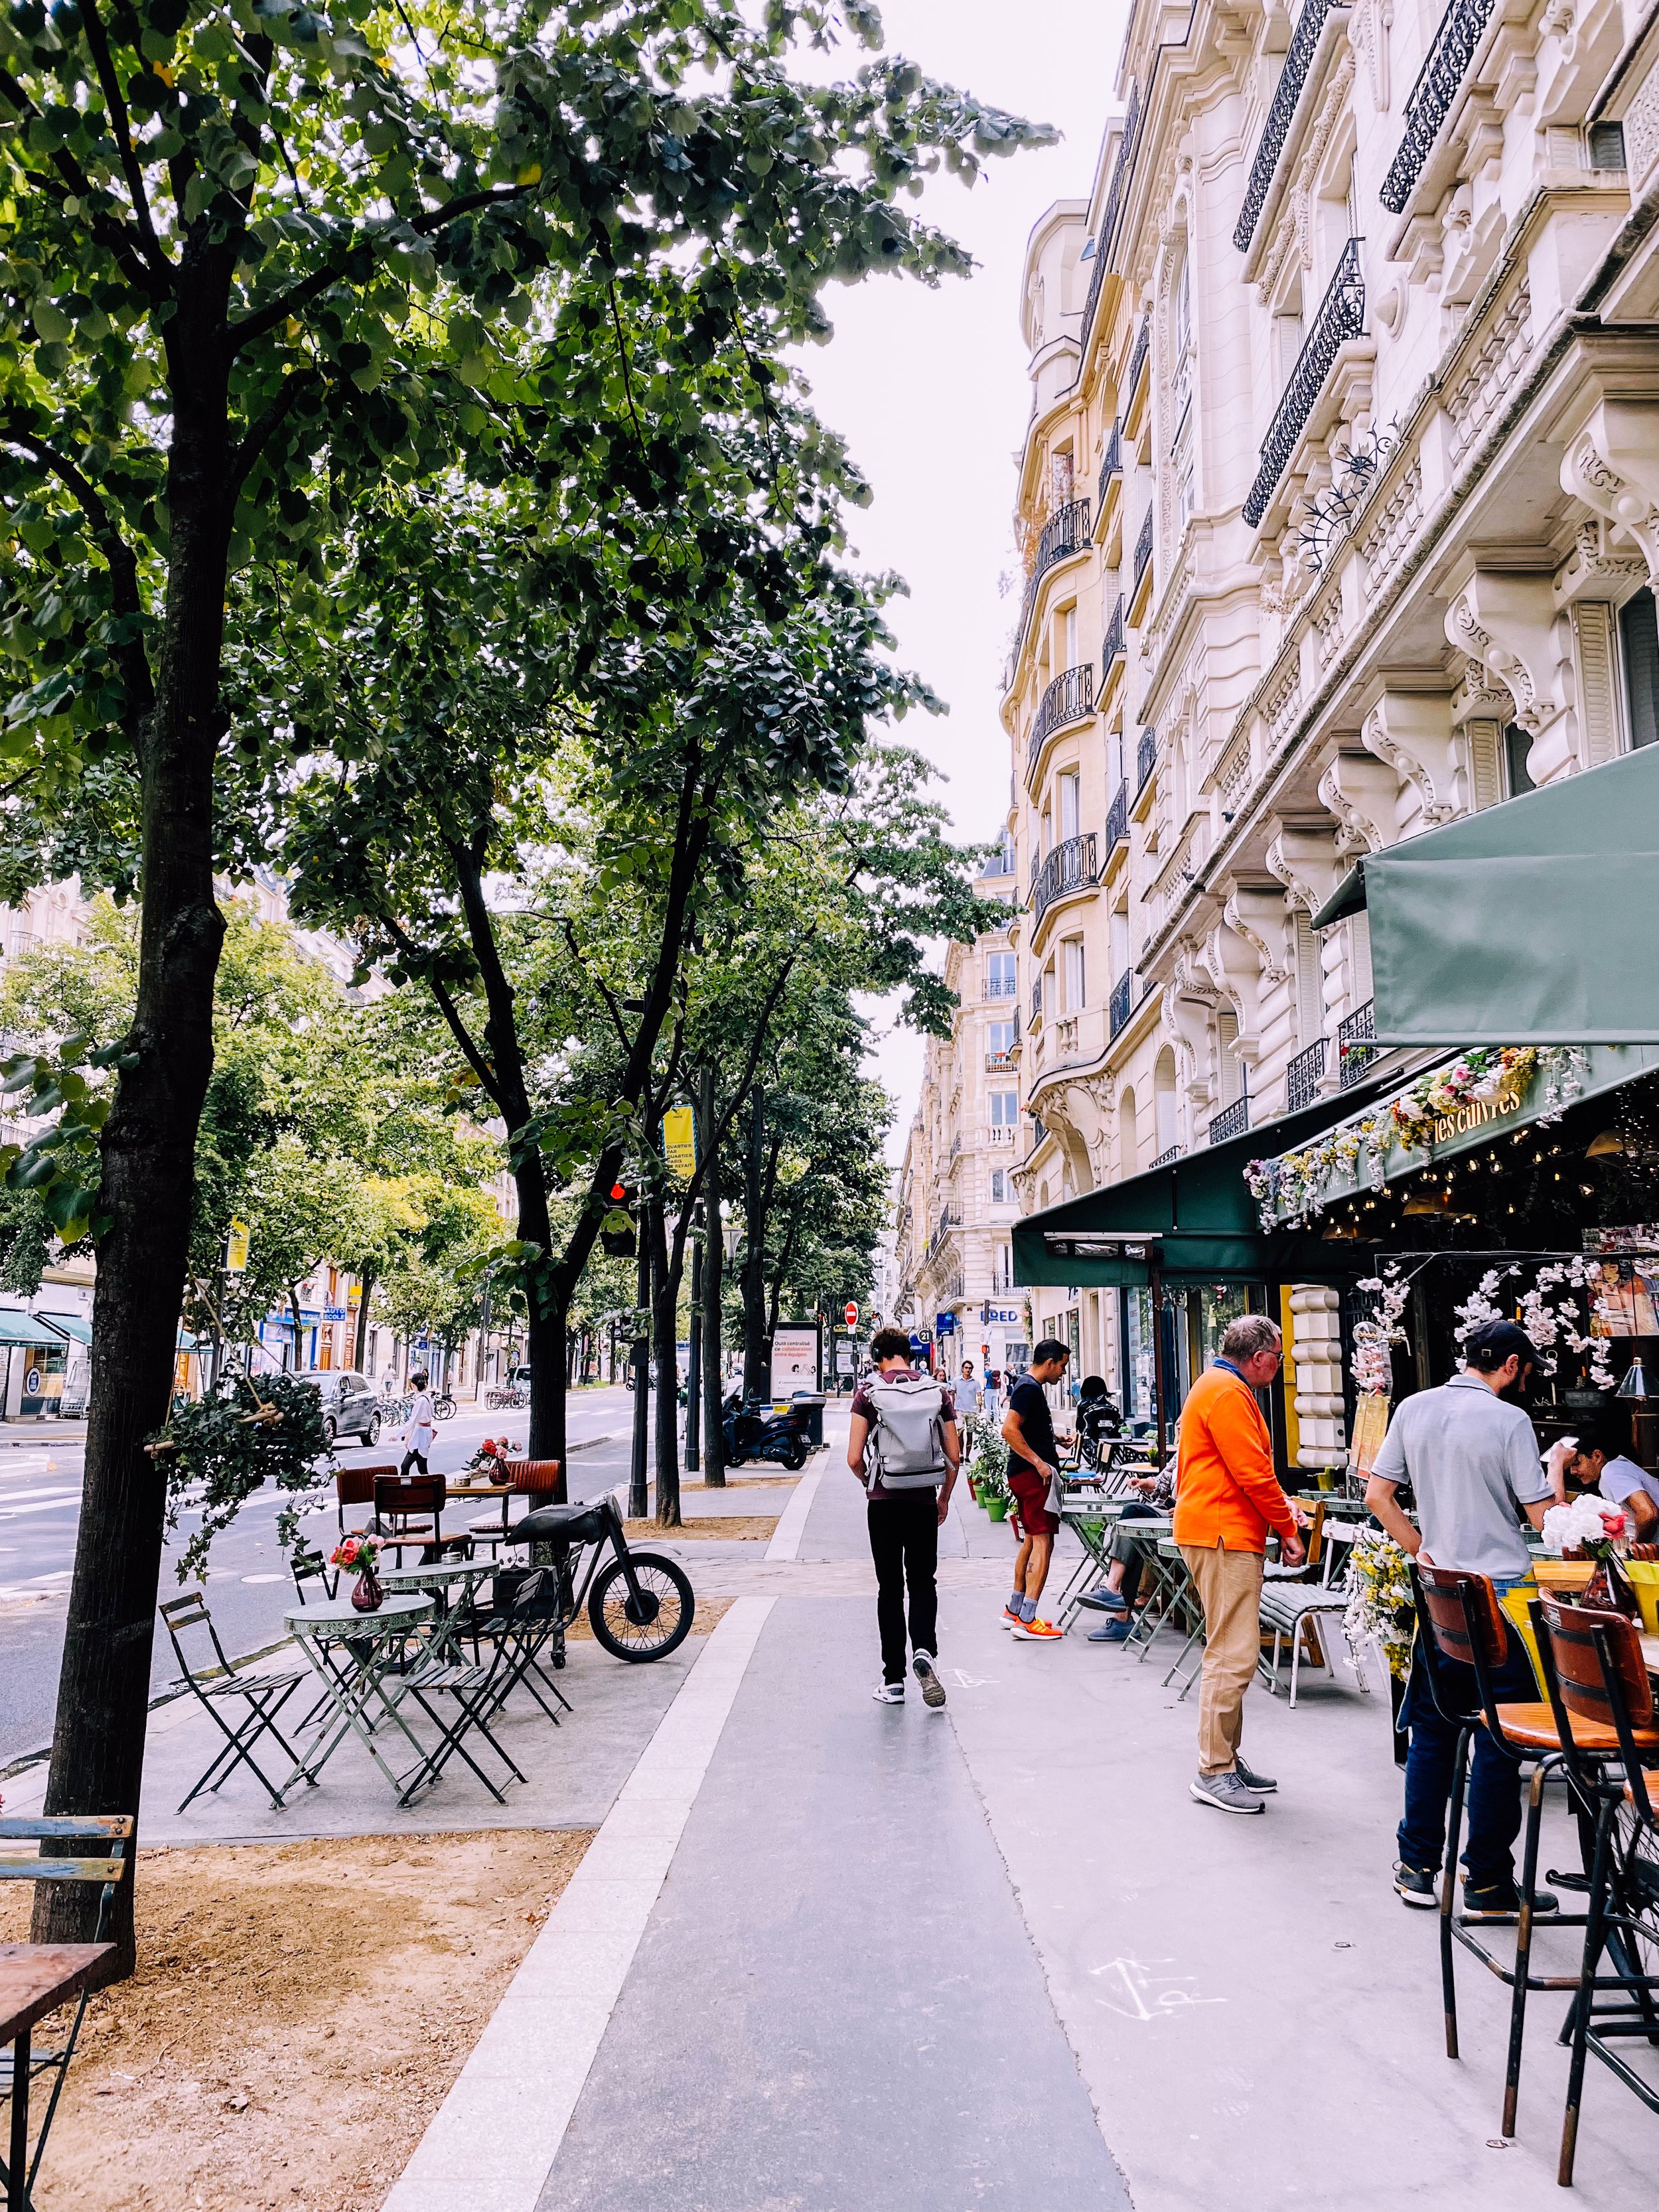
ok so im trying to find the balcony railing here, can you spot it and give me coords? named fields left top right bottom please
left=925, top=1211, right=960, bottom=1264
left=1133, top=505, right=1154, bottom=589
left=1209, top=1094, right=1250, bottom=1145
left=1026, top=662, right=1096, bottom=784
left=1101, top=593, right=1125, bottom=675
left=1234, top=0, right=1343, bottom=252
left=1285, top=1037, right=1327, bottom=1114
left=1151, top=1145, right=1181, bottom=1169
left=1125, top=316, right=1150, bottom=407
left=1106, top=780, right=1128, bottom=852
left=1136, top=729, right=1157, bottom=790
left=986, top=970, right=1017, bottom=998
left=1032, top=832, right=1098, bottom=930
left=1338, top=998, right=1378, bottom=1088
left=1097, top=422, right=1122, bottom=514
left=1381, top=0, right=1497, bottom=212
left=1082, top=84, right=1141, bottom=350
left=1110, top=971, right=1133, bottom=1038
left=1242, top=239, right=1365, bottom=528
left=1030, top=978, right=1043, bottom=1029
left=1011, top=498, right=1092, bottom=670
left=985, top=1051, right=1015, bottom=1072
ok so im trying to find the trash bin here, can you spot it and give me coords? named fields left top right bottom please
left=790, top=1392, right=826, bottom=1449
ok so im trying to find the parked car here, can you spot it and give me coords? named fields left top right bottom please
left=292, top=1368, right=382, bottom=1447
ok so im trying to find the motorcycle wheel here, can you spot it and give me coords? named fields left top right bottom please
left=587, top=1552, right=695, bottom=1662
left=726, top=1451, right=748, bottom=1467
left=780, top=1440, right=808, bottom=1472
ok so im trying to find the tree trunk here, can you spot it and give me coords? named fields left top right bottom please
left=35, top=309, right=235, bottom=1966
left=741, top=1087, right=769, bottom=1398
left=701, top=1082, right=726, bottom=1487
left=650, top=1189, right=681, bottom=1528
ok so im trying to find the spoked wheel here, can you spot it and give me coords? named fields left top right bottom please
left=587, top=1552, right=695, bottom=1662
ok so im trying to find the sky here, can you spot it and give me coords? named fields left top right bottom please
left=794, top=2, right=1129, bottom=1161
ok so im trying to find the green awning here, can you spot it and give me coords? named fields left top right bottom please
left=0, top=1309, right=64, bottom=1346
left=1012, top=1080, right=1392, bottom=1288
left=1311, top=746, right=1659, bottom=1045
left=36, top=1311, right=90, bottom=1345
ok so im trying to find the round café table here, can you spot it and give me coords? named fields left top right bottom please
left=280, top=1593, right=435, bottom=1801
left=376, top=1557, right=500, bottom=1662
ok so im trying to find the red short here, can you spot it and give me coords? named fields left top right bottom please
left=1007, top=1465, right=1058, bottom=1537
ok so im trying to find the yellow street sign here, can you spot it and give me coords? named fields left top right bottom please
left=225, top=1220, right=251, bottom=1274
left=663, top=1104, right=698, bottom=1179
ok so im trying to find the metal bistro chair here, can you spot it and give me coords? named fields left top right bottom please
left=373, top=1472, right=469, bottom=1566
left=457, top=1564, right=573, bottom=1727
left=0, top=1816, right=131, bottom=2212
left=159, top=1591, right=309, bottom=1813
left=1258, top=1509, right=1372, bottom=1706
left=1539, top=1597, right=1659, bottom=2186
left=1413, top=1564, right=1593, bottom=2140
left=467, top=1456, right=561, bottom=1557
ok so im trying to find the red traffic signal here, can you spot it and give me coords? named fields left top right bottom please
left=610, top=1181, right=628, bottom=1203
left=602, top=1178, right=637, bottom=1259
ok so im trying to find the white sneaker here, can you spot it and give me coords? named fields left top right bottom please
left=871, top=1681, right=905, bottom=1704
left=912, top=1653, right=947, bottom=1708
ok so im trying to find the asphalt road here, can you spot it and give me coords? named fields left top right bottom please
left=0, top=1386, right=643, bottom=1770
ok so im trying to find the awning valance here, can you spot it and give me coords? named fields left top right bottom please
left=1012, top=1079, right=1394, bottom=1288
left=1311, top=745, right=1659, bottom=1045
left=0, top=1309, right=66, bottom=1347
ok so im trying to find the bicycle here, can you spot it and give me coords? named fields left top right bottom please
left=508, top=1493, right=694, bottom=1662
left=433, top=1390, right=457, bottom=1421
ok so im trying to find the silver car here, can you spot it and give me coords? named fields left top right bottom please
left=291, top=1368, right=382, bottom=1447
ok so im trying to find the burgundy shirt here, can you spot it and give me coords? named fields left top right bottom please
left=852, top=1367, right=956, bottom=1502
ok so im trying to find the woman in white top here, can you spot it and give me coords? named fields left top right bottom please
left=401, top=1368, right=437, bottom=1475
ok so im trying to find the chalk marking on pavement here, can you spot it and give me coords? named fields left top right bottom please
left=948, top=1668, right=999, bottom=1688
left=764, top=1461, right=824, bottom=1562
left=1090, top=1957, right=1226, bottom=2022
left=382, top=1593, right=775, bottom=2212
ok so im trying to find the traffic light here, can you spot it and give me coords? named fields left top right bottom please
left=601, top=1178, right=638, bottom=1259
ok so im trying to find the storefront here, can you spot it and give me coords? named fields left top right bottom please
left=0, top=1309, right=72, bottom=1417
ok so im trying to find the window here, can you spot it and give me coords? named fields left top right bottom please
left=987, top=1019, right=1015, bottom=1061
left=990, top=1169, right=1007, bottom=1205
left=987, top=952, right=1017, bottom=998
left=1216, top=1010, right=1244, bottom=1106
left=989, top=1090, right=1019, bottom=1127
left=1295, top=910, right=1323, bottom=1047
left=1063, top=936, right=1086, bottom=1013
left=1058, top=771, right=1080, bottom=844
left=1171, top=250, right=1192, bottom=430
left=1063, top=603, right=1078, bottom=668
left=1503, top=722, right=1536, bottom=796
left=1621, top=587, right=1659, bottom=750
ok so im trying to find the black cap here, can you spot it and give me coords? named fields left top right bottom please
left=1462, top=1318, right=1540, bottom=1372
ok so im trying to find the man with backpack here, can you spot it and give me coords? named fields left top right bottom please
left=847, top=1326, right=961, bottom=1708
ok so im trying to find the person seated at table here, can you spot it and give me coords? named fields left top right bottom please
left=1563, top=1403, right=1659, bottom=1538
left=1078, top=1461, right=1176, bottom=1643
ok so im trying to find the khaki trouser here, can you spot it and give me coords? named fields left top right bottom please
left=1179, top=1542, right=1265, bottom=1777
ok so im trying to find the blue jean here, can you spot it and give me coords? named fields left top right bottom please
left=1396, top=1614, right=1538, bottom=1887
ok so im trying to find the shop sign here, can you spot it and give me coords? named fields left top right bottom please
left=982, top=1304, right=1022, bottom=1325
left=934, top=1311, right=956, bottom=1335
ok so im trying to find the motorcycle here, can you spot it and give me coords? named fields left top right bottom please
left=721, top=1389, right=810, bottom=1472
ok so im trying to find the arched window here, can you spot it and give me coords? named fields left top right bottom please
left=1119, top=1086, right=1138, bottom=1177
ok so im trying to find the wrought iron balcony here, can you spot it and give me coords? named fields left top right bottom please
left=1032, top=832, right=1098, bottom=930
left=1125, top=317, right=1150, bottom=407
left=1110, top=971, right=1133, bottom=1039
left=1133, top=505, right=1153, bottom=590
left=925, top=1211, right=960, bottom=1264
left=1136, top=728, right=1157, bottom=790
left=1151, top=1144, right=1181, bottom=1169
left=1242, top=239, right=1365, bottom=528
left=1030, top=978, right=1043, bottom=1029
left=1082, top=86, right=1141, bottom=350
left=1209, top=1094, right=1250, bottom=1145
left=1337, top=997, right=1377, bottom=1088
left=1234, top=0, right=1343, bottom=253
left=1106, top=780, right=1128, bottom=853
left=1381, top=0, right=1497, bottom=212
left=1009, top=498, right=1092, bottom=669
left=1097, top=423, right=1122, bottom=514
left=1026, top=662, right=1096, bottom=784
left=986, top=970, right=1017, bottom=998
left=1101, top=593, right=1125, bottom=675
left=1285, top=1037, right=1327, bottom=1114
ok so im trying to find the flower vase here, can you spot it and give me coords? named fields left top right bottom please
left=351, top=1564, right=384, bottom=1614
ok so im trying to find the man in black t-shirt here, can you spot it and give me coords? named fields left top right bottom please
left=1000, top=1341, right=1071, bottom=1642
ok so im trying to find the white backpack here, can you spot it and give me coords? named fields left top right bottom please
left=865, top=1374, right=950, bottom=1492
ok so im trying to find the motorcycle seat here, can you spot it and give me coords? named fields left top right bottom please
left=508, top=1503, right=609, bottom=1548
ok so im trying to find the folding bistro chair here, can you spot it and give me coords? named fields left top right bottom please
left=158, top=1591, right=309, bottom=1812
left=0, top=1814, right=131, bottom=2211
left=1537, top=1598, right=1659, bottom=2185
left=1413, top=1564, right=1595, bottom=2138
left=461, top=1564, right=572, bottom=1726
left=373, top=1472, right=468, bottom=1565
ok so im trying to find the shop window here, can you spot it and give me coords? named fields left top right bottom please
left=1503, top=721, right=1536, bottom=795
left=1620, top=587, right=1659, bottom=749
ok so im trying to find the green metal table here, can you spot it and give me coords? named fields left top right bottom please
left=280, top=1593, right=437, bottom=1801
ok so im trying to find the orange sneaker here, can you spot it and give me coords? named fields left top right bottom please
left=1001, top=1605, right=1023, bottom=1631
left=1011, top=1616, right=1063, bottom=1641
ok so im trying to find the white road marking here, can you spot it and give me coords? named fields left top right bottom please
left=1090, top=1956, right=1226, bottom=2022
left=764, top=1463, right=823, bottom=1561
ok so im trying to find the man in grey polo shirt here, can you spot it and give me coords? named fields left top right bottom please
left=1364, top=1320, right=1557, bottom=1917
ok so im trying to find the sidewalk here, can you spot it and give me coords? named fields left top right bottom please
left=382, top=1430, right=1655, bottom=2210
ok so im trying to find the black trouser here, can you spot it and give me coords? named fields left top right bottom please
left=400, top=1447, right=429, bottom=1477
left=1110, top=1500, right=1162, bottom=1606
left=867, top=1493, right=939, bottom=1684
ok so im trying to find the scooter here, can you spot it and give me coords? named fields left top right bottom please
left=721, top=1390, right=810, bottom=1472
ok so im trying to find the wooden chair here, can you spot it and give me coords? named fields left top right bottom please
left=0, top=1816, right=131, bottom=2208
left=1542, top=1599, right=1659, bottom=2183
left=468, top=1458, right=561, bottom=1555
left=372, top=1471, right=467, bottom=1564
left=335, top=1461, right=396, bottom=1536
left=1413, top=1564, right=1590, bottom=2138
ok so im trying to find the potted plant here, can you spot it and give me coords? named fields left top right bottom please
left=332, top=1533, right=385, bottom=1613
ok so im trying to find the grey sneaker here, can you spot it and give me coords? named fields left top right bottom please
left=1190, top=1771, right=1265, bottom=1816
left=912, top=1653, right=948, bottom=1708
left=871, top=1681, right=905, bottom=1704
left=1234, top=1753, right=1277, bottom=1795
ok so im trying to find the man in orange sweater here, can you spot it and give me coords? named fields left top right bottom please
left=1174, top=1313, right=1303, bottom=1815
